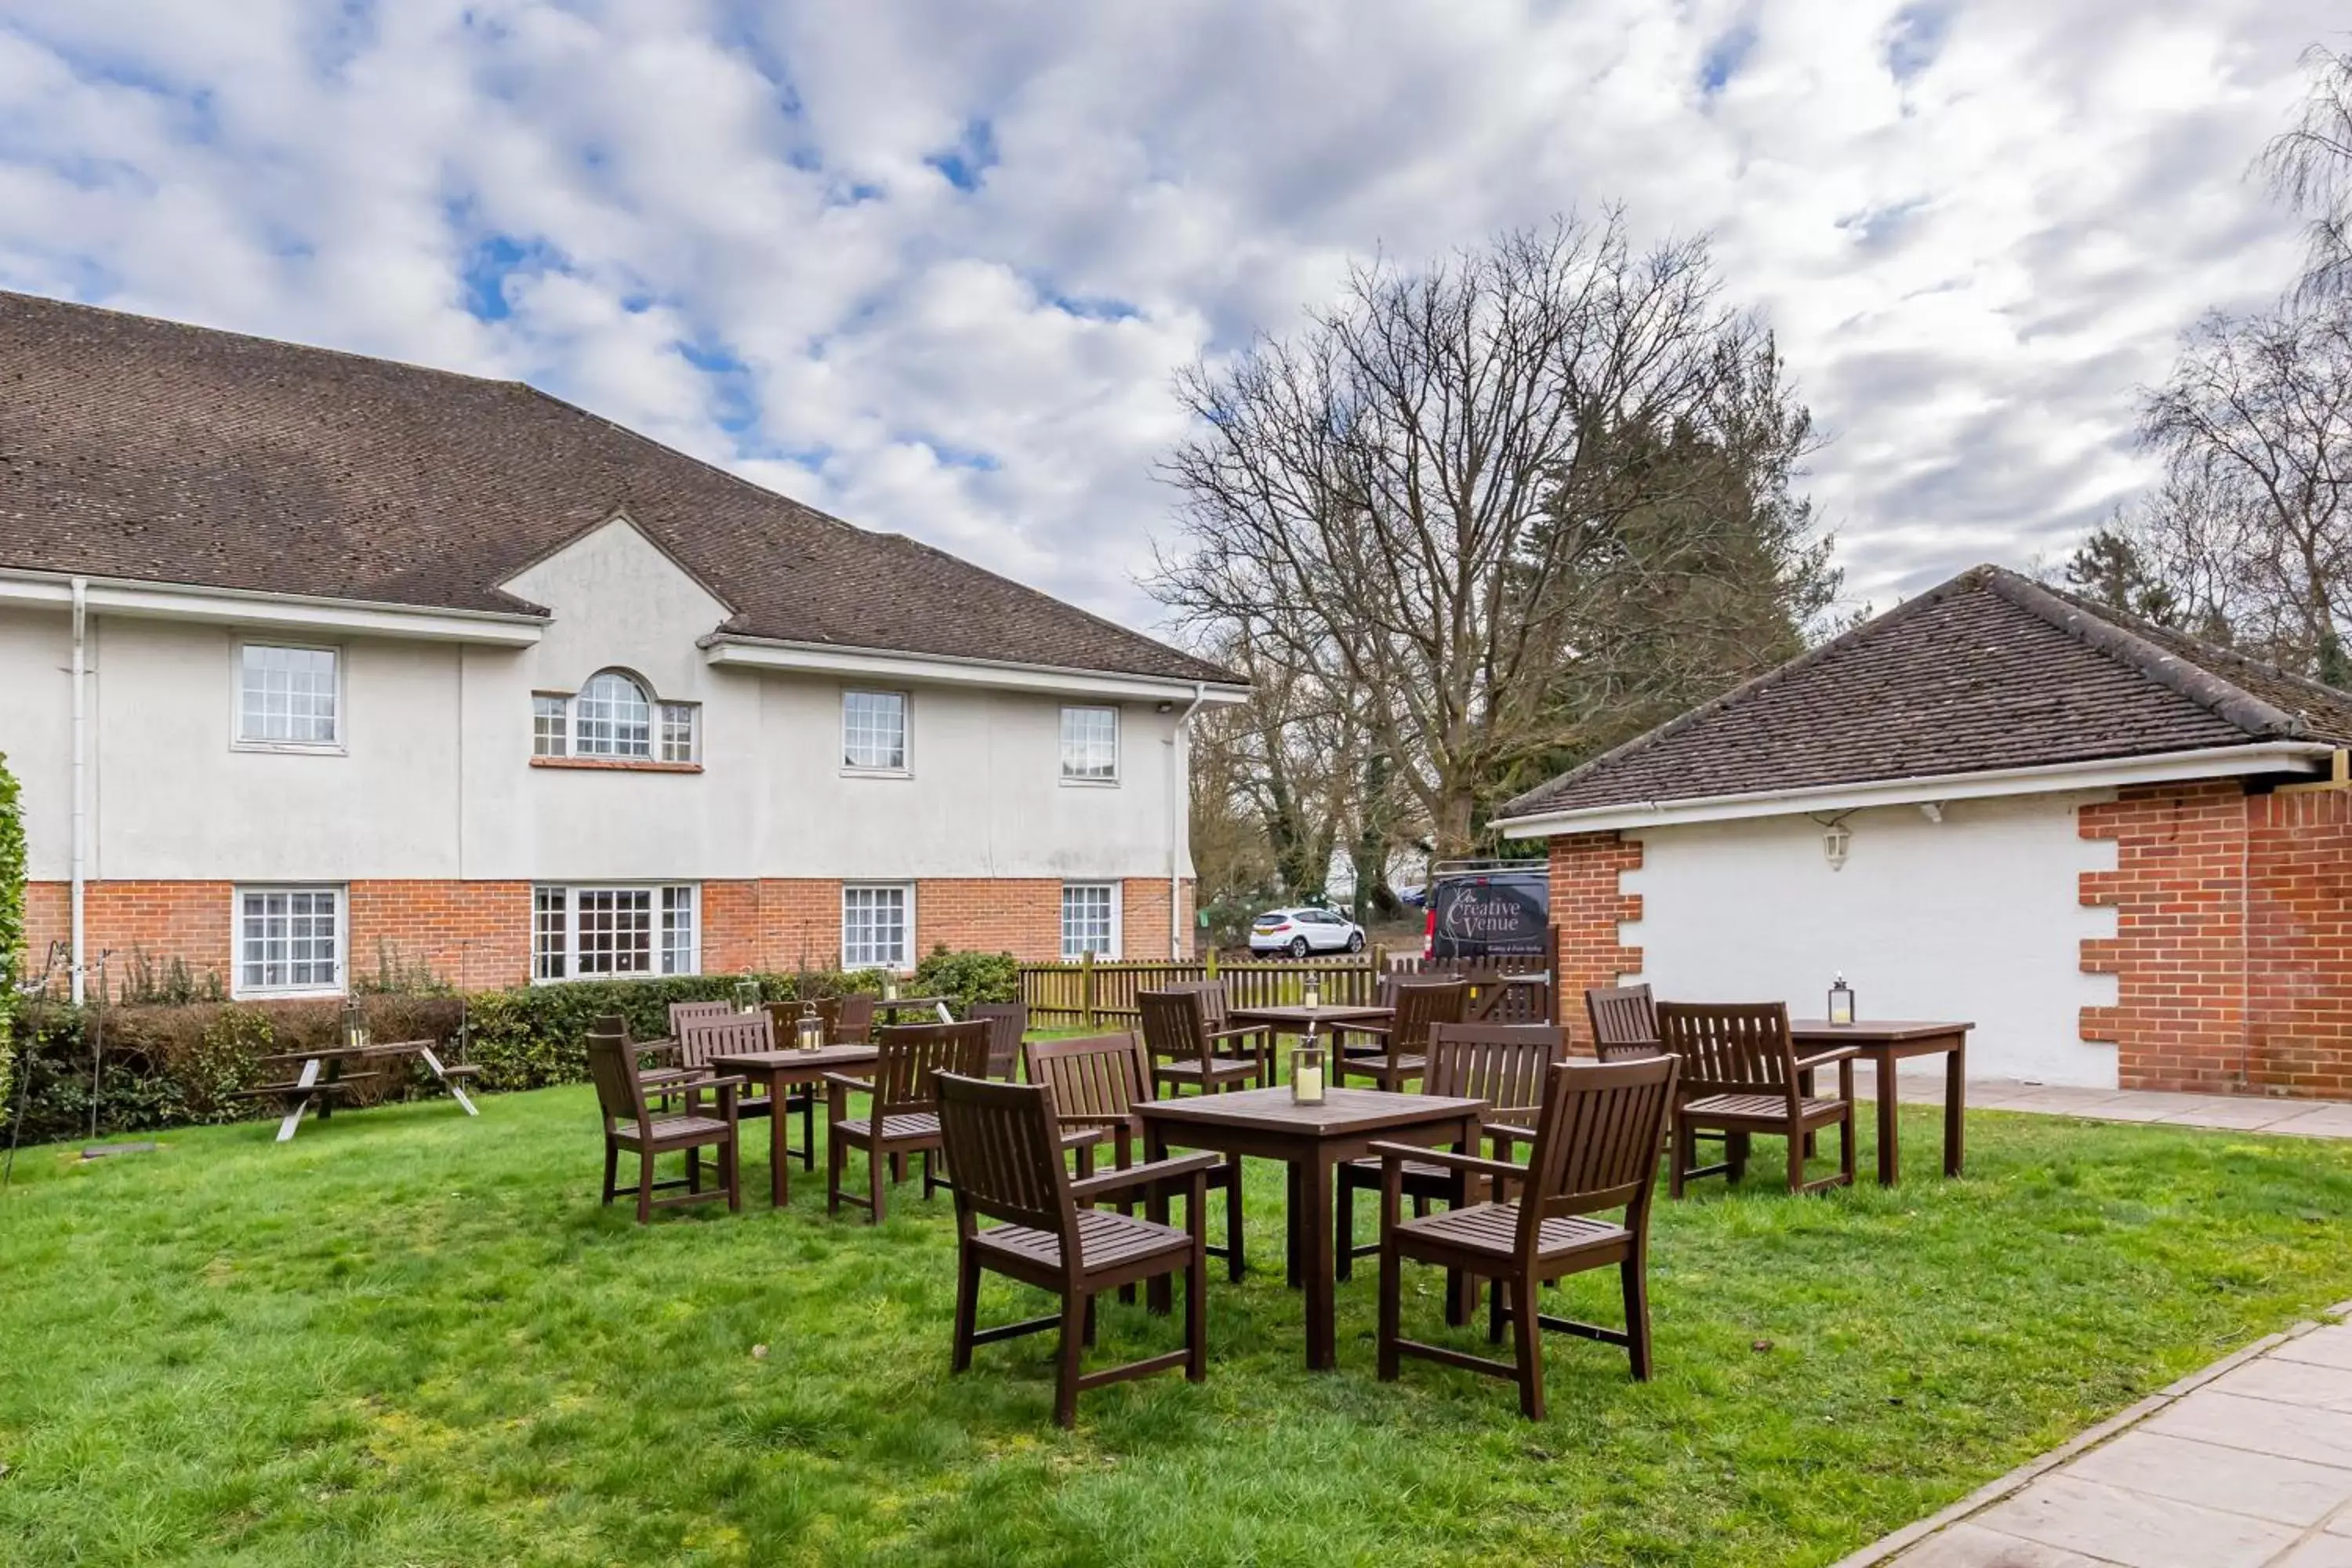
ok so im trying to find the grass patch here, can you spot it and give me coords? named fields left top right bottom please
left=1, top=1090, right=2348, bottom=1565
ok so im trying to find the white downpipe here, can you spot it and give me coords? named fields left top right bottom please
left=1167, top=683, right=1209, bottom=959
left=69, top=576, right=88, bottom=1004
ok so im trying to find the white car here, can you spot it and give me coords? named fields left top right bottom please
left=1248, top=906, right=1367, bottom=957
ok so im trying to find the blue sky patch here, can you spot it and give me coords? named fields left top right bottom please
left=1885, top=4, right=1951, bottom=81
left=924, top=118, right=1000, bottom=192
left=1698, top=23, right=1757, bottom=94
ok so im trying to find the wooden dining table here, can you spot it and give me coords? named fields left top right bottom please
left=1227, top=1004, right=1392, bottom=1079
left=709, top=1043, right=880, bottom=1204
left=1137, top=1086, right=1486, bottom=1370
left=1792, top=1018, right=1973, bottom=1185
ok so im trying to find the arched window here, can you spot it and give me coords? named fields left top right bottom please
left=574, top=670, right=652, bottom=758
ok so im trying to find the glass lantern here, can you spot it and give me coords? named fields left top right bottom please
left=1828, top=974, right=1856, bottom=1027
left=1300, top=973, right=1322, bottom=1014
left=340, top=996, right=370, bottom=1053
left=796, top=1001, right=826, bottom=1053
left=884, top=975, right=898, bottom=1003
left=734, top=976, right=762, bottom=1014
left=1292, top=1025, right=1327, bottom=1105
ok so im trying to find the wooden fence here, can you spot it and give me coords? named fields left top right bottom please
left=1020, top=927, right=1562, bottom=1029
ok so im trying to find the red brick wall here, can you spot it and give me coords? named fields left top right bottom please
left=702, top=879, right=844, bottom=972
left=2247, top=789, right=2352, bottom=1098
left=2078, top=781, right=2250, bottom=1092
left=347, top=881, right=532, bottom=992
left=1548, top=832, right=1644, bottom=1051
left=1123, top=877, right=1196, bottom=961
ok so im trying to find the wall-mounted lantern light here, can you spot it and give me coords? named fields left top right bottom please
left=1823, top=820, right=1852, bottom=871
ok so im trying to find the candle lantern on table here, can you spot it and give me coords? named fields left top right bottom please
left=883, top=975, right=898, bottom=1003
left=1292, top=1025, right=1327, bottom=1105
left=340, top=996, right=370, bottom=1053
left=1828, top=974, right=1856, bottom=1027
left=1301, top=973, right=1322, bottom=1014
left=796, top=1001, right=826, bottom=1053
left=733, top=976, right=762, bottom=1014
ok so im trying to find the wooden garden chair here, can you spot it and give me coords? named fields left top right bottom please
left=1025, top=1032, right=1244, bottom=1283
left=1166, top=980, right=1272, bottom=1080
left=833, top=993, right=877, bottom=1045
left=825, top=1020, right=989, bottom=1222
left=1584, top=984, right=1664, bottom=1059
left=1334, top=978, right=1468, bottom=1091
left=1374, top=1052, right=1678, bottom=1418
left=668, top=1000, right=735, bottom=1037
left=968, top=1001, right=1029, bottom=1080
left=1137, top=989, right=1265, bottom=1096
left=1337, top=1022, right=1559, bottom=1282
left=1657, top=1001, right=1856, bottom=1197
left=586, top=1025, right=743, bottom=1224
left=679, top=1011, right=824, bottom=1170
left=935, top=1071, right=1220, bottom=1428
left=766, top=995, right=841, bottom=1055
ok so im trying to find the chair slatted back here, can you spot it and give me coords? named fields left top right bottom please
left=1656, top=1001, right=1798, bottom=1103
left=1024, top=1033, right=1150, bottom=1132
left=1423, top=1023, right=1559, bottom=1123
left=586, top=1024, right=651, bottom=1130
left=935, top=1073, right=1077, bottom=1246
left=1391, top=980, right=1469, bottom=1055
left=836, top=993, right=877, bottom=1044
left=968, top=1002, right=1029, bottom=1080
left=872, top=1022, right=990, bottom=1116
left=1585, top=984, right=1664, bottom=1061
left=1137, top=988, right=1212, bottom=1073
left=1517, top=1054, right=1678, bottom=1246
left=677, top=1012, right=773, bottom=1072
left=764, top=996, right=841, bottom=1045
left=1165, top=979, right=1233, bottom=1031
left=668, top=1000, right=735, bottom=1039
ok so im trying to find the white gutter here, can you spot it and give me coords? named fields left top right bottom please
left=0, top=569, right=546, bottom=646
left=1167, top=682, right=1210, bottom=958
left=703, top=635, right=1250, bottom=705
left=69, top=577, right=87, bottom=1005
left=1496, top=741, right=2338, bottom=839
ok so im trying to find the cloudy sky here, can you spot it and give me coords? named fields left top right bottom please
left=0, top=1, right=2336, bottom=632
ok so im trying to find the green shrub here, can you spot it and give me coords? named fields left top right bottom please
left=0, top=750, right=22, bottom=1115
left=912, top=946, right=1020, bottom=1012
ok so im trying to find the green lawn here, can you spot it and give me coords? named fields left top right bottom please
left=2, top=1090, right=2350, bottom=1567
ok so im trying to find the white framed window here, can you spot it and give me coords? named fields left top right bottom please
left=575, top=671, right=653, bottom=758
left=843, top=690, right=908, bottom=772
left=235, top=643, right=341, bottom=751
left=1062, top=883, right=1120, bottom=960
left=658, top=702, right=699, bottom=764
left=843, top=884, right=913, bottom=971
left=531, top=884, right=699, bottom=980
left=234, top=886, right=345, bottom=996
left=532, top=694, right=569, bottom=758
left=1060, top=706, right=1120, bottom=783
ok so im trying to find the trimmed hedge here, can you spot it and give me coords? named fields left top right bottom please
left=3, top=949, right=1023, bottom=1146
left=0, top=750, right=22, bottom=1116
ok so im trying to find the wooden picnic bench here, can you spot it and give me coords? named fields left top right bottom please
left=248, top=1039, right=481, bottom=1142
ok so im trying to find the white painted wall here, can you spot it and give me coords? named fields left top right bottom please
left=1622, top=793, right=2121, bottom=1087
left=0, top=517, right=1192, bottom=890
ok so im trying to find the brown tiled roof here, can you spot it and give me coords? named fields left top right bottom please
left=0, top=289, right=1235, bottom=685
left=1500, top=564, right=2352, bottom=822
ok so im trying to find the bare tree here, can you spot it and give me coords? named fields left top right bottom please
left=2132, top=305, right=2352, bottom=680
left=1152, top=215, right=1834, bottom=858
left=2259, top=43, right=2352, bottom=306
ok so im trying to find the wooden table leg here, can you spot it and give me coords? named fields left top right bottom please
left=317, top=1057, right=344, bottom=1122
left=1944, top=1036, right=1965, bottom=1178
left=274, top=1057, right=322, bottom=1143
left=769, top=1072, right=791, bottom=1207
left=1303, top=1153, right=1337, bottom=1370
left=1875, top=1046, right=1900, bottom=1186
left=1285, top=1162, right=1304, bottom=1288
left=1146, top=1123, right=1173, bottom=1315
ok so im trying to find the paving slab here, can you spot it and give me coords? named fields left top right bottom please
left=2206, top=1359, right=2352, bottom=1414
left=1889, top=1521, right=2110, bottom=1566
left=2274, top=1327, right=2352, bottom=1373
left=2060, top=1431, right=2352, bottom=1527
left=2272, top=1537, right=2352, bottom=1567
left=1969, top=1474, right=2300, bottom=1566
left=2143, top=1391, right=2352, bottom=1470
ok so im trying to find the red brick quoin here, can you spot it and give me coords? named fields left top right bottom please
left=1547, top=832, right=1644, bottom=1053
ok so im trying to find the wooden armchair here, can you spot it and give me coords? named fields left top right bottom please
left=968, top=1001, right=1029, bottom=1080
left=1138, top=989, right=1265, bottom=1096
left=679, top=1011, right=824, bottom=1171
left=669, top=1000, right=735, bottom=1037
left=766, top=995, right=841, bottom=1055
left=1584, top=984, right=1663, bottom=1060
left=586, top=1025, right=743, bottom=1223
left=935, top=1072, right=1221, bottom=1428
left=1167, top=981, right=1272, bottom=1080
left=1335, top=979, right=1468, bottom=1091
left=826, top=1020, right=989, bottom=1222
left=1657, top=1001, right=1855, bottom=1197
left=592, top=1012, right=696, bottom=1092
left=833, top=993, right=877, bottom=1045
left=1375, top=1053, right=1678, bottom=1418
left=1025, top=1032, right=1244, bottom=1283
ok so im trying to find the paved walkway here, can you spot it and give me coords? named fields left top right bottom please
left=1836, top=1305, right=2352, bottom=1567
left=1861, top=1063, right=2352, bottom=1139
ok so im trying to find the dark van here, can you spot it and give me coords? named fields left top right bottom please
left=1423, top=862, right=1550, bottom=960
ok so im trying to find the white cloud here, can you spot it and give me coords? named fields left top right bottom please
left=0, top=0, right=2336, bottom=630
